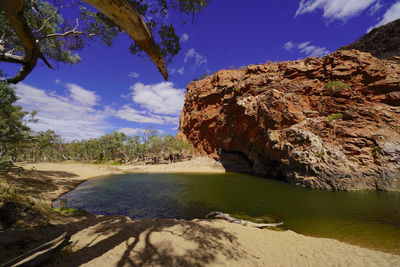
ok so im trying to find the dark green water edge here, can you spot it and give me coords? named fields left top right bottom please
left=55, top=172, right=400, bottom=255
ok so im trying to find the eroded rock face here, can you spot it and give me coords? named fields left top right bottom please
left=341, top=18, right=400, bottom=59
left=178, top=50, right=400, bottom=191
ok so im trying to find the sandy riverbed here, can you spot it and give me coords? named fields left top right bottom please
left=5, top=159, right=400, bottom=266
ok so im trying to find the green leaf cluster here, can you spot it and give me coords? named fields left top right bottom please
left=324, top=81, right=350, bottom=95
left=326, top=113, right=344, bottom=122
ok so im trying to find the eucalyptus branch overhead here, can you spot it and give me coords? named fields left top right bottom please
left=3, top=0, right=41, bottom=84
left=1, top=0, right=169, bottom=84
left=0, top=0, right=210, bottom=84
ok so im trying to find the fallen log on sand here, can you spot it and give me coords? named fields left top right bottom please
left=2, top=232, right=71, bottom=267
left=206, top=211, right=284, bottom=228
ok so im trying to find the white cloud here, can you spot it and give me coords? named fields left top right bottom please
left=368, top=0, right=382, bottom=15
left=115, top=105, right=179, bottom=125
left=169, top=67, right=184, bottom=75
left=115, top=105, right=164, bottom=124
left=169, top=68, right=176, bottom=75
left=368, top=1, right=400, bottom=32
left=117, top=127, right=146, bottom=136
left=130, top=82, right=185, bottom=115
left=114, top=81, right=184, bottom=126
left=15, top=81, right=183, bottom=141
left=283, top=41, right=295, bottom=51
left=180, top=33, right=189, bottom=43
left=295, top=0, right=377, bottom=20
left=184, top=48, right=207, bottom=65
left=297, top=41, right=330, bottom=57
left=64, top=83, right=99, bottom=107
left=283, top=41, right=330, bottom=57
left=128, top=72, right=140, bottom=78
left=177, top=67, right=185, bottom=74
left=117, top=127, right=164, bottom=136
left=15, top=83, right=113, bottom=141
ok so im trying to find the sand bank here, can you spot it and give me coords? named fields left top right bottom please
left=7, top=159, right=400, bottom=266
left=57, top=217, right=400, bottom=267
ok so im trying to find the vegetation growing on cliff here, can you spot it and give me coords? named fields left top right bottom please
left=326, top=113, right=344, bottom=122
left=232, top=86, right=241, bottom=93
left=324, top=81, right=350, bottom=95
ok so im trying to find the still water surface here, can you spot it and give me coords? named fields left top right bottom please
left=57, top=173, right=400, bottom=254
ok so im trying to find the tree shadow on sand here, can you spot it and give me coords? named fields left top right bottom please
left=50, top=215, right=248, bottom=266
left=7, top=170, right=79, bottom=196
left=2, top=168, right=249, bottom=266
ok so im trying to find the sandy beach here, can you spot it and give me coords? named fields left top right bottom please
left=2, top=159, right=400, bottom=266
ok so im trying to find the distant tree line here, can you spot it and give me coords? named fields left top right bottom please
left=0, top=82, right=193, bottom=166
left=13, top=129, right=193, bottom=164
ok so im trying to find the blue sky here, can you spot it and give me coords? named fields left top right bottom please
left=2, top=0, right=400, bottom=141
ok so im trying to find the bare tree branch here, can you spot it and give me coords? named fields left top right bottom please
left=0, top=32, right=6, bottom=46
left=37, top=18, right=96, bottom=41
left=0, top=52, right=24, bottom=64
left=39, top=53, right=55, bottom=69
left=38, top=30, right=96, bottom=41
left=206, top=211, right=284, bottom=228
left=34, top=15, right=54, bottom=33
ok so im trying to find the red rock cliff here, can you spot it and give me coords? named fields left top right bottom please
left=178, top=50, right=400, bottom=191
